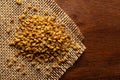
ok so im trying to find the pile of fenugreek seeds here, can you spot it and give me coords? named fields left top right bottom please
left=6, top=0, right=81, bottom=76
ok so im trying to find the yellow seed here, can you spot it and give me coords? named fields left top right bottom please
left=23, top=9, right=27, bottom=14
left=8, top=62, right=13, bottom=67
left=45, top=72, right=50, bottom=76
left=16, top=66, right=21, bottom=71
left=21, top=62, right=25, bottom=66
left=12, top=57, right=17, bottom=63
left=15, top=26, right=19, bottom=31
left=16, top=0, right=22, bottom=5
left=44, top=10, right=48, bottom=15
left=14, top=52, right=19, bottom=57
left=19, top=14, right=25, bottom=20
left=44, top=59, right=48, bottom=62
left=52, top=63, right=59, bottom=69
left=27, top=4, right=32, bottom=9
left=21, top=71, right=27, bottom=75
left=6, top=28, right=12, bottom=34
left=31, top=61, right=36, bottom=66
left=9, top=41, right=15, bottom=46
left=33, top=6, right=38, bottom=12
left=45, top=66, right=49, bottom=70
left=36, top=65, right=40, bottom=70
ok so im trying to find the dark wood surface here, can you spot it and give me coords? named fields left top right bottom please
left=55, top=0, right=120, bottom=80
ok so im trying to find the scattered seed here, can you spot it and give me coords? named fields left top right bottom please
left=27, top=4, right=32, bottom=9
left=12, top=57, right=17, bottom=63
left=8, top=62, right=13, bottom=67
left=44, top=10, right=48, bottom=15
left=52, top=63, right=59, bottom=69
left=9, top=41, right=15, bottom=46
left=21, top=61, right=25, bottom=66
left=31, top=61, right=36, bottom=66
left=16, top=66, right=21, bottom=71
left=45, top=72, right=50, bottom=77
left=33, top=6, right=38, bottom=12
left=16, top=0, right=22, bottom=5
left=36, top=65, right=40, bottom=70
left=45, top=66, right=49, bottom=70
left=14, top=52, right=19, bottom=57
left=23, top=9, right=27, bottom=14
left=21, top=70, right=27, bottom=75
left=6, top=28, right=12, bottom=34
left=15, top=26, right=20, bottom=31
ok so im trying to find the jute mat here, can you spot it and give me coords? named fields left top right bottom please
left=0, top=0, right=86, bottom=80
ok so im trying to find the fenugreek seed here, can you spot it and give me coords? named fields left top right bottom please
left=12, top=57, right=17, bottom=63
left=9, top=42, right=15, bottom=46
left=16, top=0, right=22, bottom=5
left=16, top=66, right=21, bottom=71
left=44, top=10, right=48, bottom=15
left=31, top=61, right=36, bottom=66
left=33, top=6, right=38, bottom=12
left=52, top=64, right=58, bottom=69
left=8, top=62, right=13, bottom=67
left=27, top=4, right=32, bottom=9
left=52, top=12, right=57, bottom=17
left=15, top=26, right=19, bottom=31
left=36, top=66, right=40, bottom=70
left=21, top=62, right=25, bottom=66
left=45, top=72, right=50, bottom=76
left=6, top=28, right=12, bottom=34
left=45, top=66, right=49, bottom=70
left=44, top=59, right=48, bottom=62
left=23, top=9, right=27, bottom=14
left=14, top=53, right=19, bottom=57
left=19, top=14, right=25, bottom=20
left=21, top=71, right=27, bottom=75
left=77, top=45, right=81, bottom=49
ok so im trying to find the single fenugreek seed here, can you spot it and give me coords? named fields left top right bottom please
left=21, top=61, right=25, bottom=66
left=33, top=6, right=38, bottom=12
left=45, top=72, right=50, bottom=77
left=12, top=57, right=17, bottom=63
left=6, top=28, right=12, bottom=34
left=23, top=9, right=27, bottom=14
left=16, top=66, right=21, bottom=71
left=15, top=26, right=20, bottom=31
left=45, top=66, right=49, bottom=70
left=31, top=61, right=36, bottom=66
left=8, top=62, right=13, bottom=67
left=9, top=41, right=15, bottom=46
left=44, top=10, right=48, bottom=15
left=14, top=52, right=19, bottom=57
left=52, top=63, right=59, bottom=69
left=36, top=65, right=40, bottom=70
left=19, top=14, right=25, bottom=20
left=21, top=70, right=27, bottom=75
left=16, top=0, right=22, bottom=5
left=27, top=4, right=32, bottom=9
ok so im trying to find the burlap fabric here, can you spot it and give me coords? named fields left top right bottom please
left=0, top=0, right=86, bottom=80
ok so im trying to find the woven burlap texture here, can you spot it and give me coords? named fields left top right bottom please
left=0, top=0, right=86, bottom=80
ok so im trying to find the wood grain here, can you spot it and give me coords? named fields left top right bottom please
left=55, top=0, right=120, bottom=80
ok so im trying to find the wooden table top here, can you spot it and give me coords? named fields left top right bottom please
left=55, top=0, right=120, bottom=80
